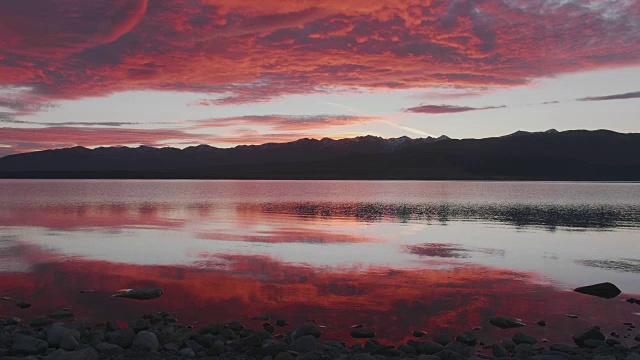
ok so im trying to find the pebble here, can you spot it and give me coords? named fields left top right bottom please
left=490, top=316, right=527, bottom=329
left=350, top=328, right=376, bottom=339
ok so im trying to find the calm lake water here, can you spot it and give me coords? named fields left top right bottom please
left=1, top=180, right=640, bottom=345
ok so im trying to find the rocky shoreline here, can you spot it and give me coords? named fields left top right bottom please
left=1, top=310, right=639, bottom=360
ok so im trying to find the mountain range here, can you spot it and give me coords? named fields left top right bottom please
left=1, top=129, right=639, bottom=180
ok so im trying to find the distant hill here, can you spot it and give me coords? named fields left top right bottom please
left=0, top=130, right=639, bottom=180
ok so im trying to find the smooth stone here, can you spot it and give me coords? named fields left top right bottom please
left=54, top=348, right=97, bottom=360
left=573, top=326, right=605, bottom=348
left=566, top=314, right=579, bottom=319
left=433, top=335, right=452, bottom=346
left=291, top=324, right=323, bottom=340
left=133, top=331, right=159, bottom=351
left=550, top=344, right=576, bottom=354
left=626, top=353, right=640, bottom=360
left=513, top=331, right=538, bottom=345
left=489, top=317, right=526, bottom=329
left=274, top=352, right=295, bottom=360
left=47, top=325, right=80, bottom=348
left=434, top=349, right=466, bottom=360
left=105, top=321, right=119, bottom=332
left=398, top=344, right=417, bottom=355
left=502, top=338, right=517, bottom=351
left=413, top=330, right=428, bottom=337
left=128, top=319, right=149, bottom=333
left=182, top=339, right=203, bottom=353
left=584, top=339, right=605, bottom=348
left=11, top=335, right=49, bottom=355
left=60, top=333, right=79, bottom=351
left=163, top=343, right=180, bottom=352
left=263, top=323, right=276, bottom=334
left=530, top=356, right=567, bottom=360
left=105, top=327, right=135, bottom=349
left=350, top=328, right=376, bottom=339
left=288, top=335, right=317, bottom=354
left=444, top=341, right=472, bottom=357
left=416, top=341, right=445, bottom=355
left=226, top=320, right=245, bottom=332
left=275, top=320, right=288, bottom=327
left=15, top=302, right=31, bottom=309
left=168, top=327, right=192, bottom=345
left=112, top=288, right=163, bottom=300
left=94, top=342, right=124, bottom=355
left=6, top=317, right=21, bottom=325
left=30, top=316, right=53, bottom=327
left=177, top=348, right=195, bottom=358
left=198, top=323, right=224, bottom=335
left=218, top=328, right=234, bottom=340
left=492, top=343, right=510, bottom=358
left=49, top=310, right=75, bottom=320
left=537, top=320, right=547, bottom=327
left=352, top=354, right=377, bottom=360
left=456, top=332, right=477, bottom=346
left=513, top=343, right=534, bottom=360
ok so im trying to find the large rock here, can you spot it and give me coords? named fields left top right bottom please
left=226, top=320, right=245, bottom=332
left=47, top=324, right=80, bottom=348
left=133, top=331, right=159, bottom=351
left=291, top=324, right=323, bottom=340
left=60, top=332, right=79, bottom=351
left=288, top=335, right=317, bottom=354
left=49, top=309, right=75, bottom=320
left=105, top=328, right=135, bottom=349
left=350, top=328, right=376, bottom=339
left=51, top=348, right=98, bottom=360
left=489, top=317, right=526, bottom=329
left=112, top=288, right=163, bottom=300
left=416, top=341, right=444, bottom=355
left=513, top=343, right=534, bottom=360
left=549, top=343, right=576, bottom=354
left=513, top=332, right=538, bottom=345
left=492, top=343, right=510, bottom=358
left=94, top=342, right=124, bottom=355
left=455, top=332, right=476, bottom=346
left=11, top=336, right=49, bottom=355
left=574, top=283, right=621, bottom=299
left=573, top=326, right=605, bottom=348
left=177, top=347, right=195, bottom=358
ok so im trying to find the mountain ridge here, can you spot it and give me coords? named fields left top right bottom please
left=1, top=129, right=639, bottom=180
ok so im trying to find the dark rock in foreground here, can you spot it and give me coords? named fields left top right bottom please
left=1, top=310, right=640, bottom=360
left=574, top=282, right=622, bottom=299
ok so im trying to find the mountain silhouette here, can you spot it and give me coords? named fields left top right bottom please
left=0, top=130, right=638, bottom=180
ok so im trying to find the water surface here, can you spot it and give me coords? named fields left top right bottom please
left=1, top=180, right=639, bottom=344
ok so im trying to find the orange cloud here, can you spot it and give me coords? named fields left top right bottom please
left=189, top=115, right=380, bottom=131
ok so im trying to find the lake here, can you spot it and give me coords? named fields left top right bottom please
left=1, top=180, right=640, bottom=345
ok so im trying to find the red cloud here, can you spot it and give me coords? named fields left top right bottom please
left=0, top=0, right=638, bottom=108
left=405, top=104, right=506, bottom=114
left=190, top=114, right=379, bottom=131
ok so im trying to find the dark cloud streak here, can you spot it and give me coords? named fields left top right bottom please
left=577, top=91, right=640, bottom=102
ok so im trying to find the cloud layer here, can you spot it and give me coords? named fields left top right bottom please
left=405, top=104, right=505, bottom=114
left=1, top=0, right=639, bottom=107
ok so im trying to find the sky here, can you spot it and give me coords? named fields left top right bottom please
left=0, top=0, right=639, bottom=156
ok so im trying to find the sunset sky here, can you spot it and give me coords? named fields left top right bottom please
left=1, top=0, right=639, bottom=156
